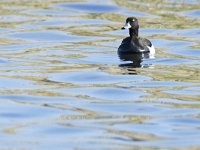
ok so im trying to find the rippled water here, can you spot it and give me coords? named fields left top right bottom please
left=0, top=0, right=200, bottom=149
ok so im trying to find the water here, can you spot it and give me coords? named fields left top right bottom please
left=0, top=0, right=200, bottom=149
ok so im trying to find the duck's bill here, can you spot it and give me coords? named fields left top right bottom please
left=121, top=22, right=131, bottom=29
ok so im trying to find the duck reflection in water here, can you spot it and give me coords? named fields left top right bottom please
left=118, top=53, right=152, bottom=68
left=118, top=17, right=155, bottom=69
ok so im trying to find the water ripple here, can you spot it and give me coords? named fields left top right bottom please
left=0, top=0, right=200, bottom=149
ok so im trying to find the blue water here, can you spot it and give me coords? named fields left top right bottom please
left=0, top=0, right=200, bottom=149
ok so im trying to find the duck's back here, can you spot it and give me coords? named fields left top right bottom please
left=138, top=37, right=155, bottom=55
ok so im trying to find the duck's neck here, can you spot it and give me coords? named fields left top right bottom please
left=129, top=28, right=138, bottom=39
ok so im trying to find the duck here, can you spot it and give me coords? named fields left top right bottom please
left=118, top=17, right=155, bottom=55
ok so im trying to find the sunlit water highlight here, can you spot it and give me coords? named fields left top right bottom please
left=0, top=0, right=200, bottom=149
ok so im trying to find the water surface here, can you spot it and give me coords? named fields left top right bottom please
left=0, top=0, right=200, bottom=149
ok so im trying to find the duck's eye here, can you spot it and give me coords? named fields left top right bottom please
left=132, top=18, right=135, bottom=21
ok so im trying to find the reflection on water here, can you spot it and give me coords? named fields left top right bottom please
left=0, top=0, right=200, bottom=149
left=118, top=53, right=154, bottom=69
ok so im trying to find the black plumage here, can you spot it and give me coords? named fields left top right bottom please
left=118, top=17, right=155, bottom=55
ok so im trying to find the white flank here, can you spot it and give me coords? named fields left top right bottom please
left=147, top=45, right=155, bottom=58
left=147, top=45, right=155, bottom=54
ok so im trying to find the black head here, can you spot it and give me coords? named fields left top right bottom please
left=121, top=17, right=139, bottom=30
left=121, top=17, right=139, bottom=36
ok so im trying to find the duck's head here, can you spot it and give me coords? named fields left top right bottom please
left=121, top=17, right=139, bottom=36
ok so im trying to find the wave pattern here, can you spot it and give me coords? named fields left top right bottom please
left=0, top=0, right=200, bottom=149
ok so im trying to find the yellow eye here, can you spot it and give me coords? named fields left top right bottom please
left=132, top=19, right=135, bottom=21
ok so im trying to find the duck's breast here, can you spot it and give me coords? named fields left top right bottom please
left=118, top=37, right=140, bottom=54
